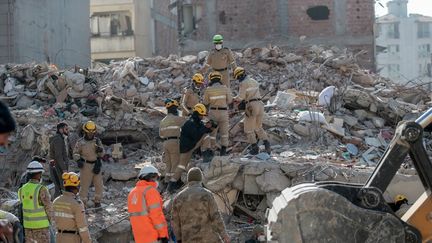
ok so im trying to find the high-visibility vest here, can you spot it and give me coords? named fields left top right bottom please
left=128, top=181, right=168, bottom=243
left=18, top=182, right=49, bottom=229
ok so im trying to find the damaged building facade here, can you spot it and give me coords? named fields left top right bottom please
left=153, top=0, right=376, bottom=69
left=0, top=0, right=91, bottom=67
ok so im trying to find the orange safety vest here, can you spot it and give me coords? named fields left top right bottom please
left=128, top=180, right=168, bottom=243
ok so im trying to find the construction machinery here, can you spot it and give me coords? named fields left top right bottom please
left=267, top=108, right=432, bottom=242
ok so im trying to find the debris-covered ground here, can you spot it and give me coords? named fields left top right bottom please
left=0, top=45, right=428, bottom=242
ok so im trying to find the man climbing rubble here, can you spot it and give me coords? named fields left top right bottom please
left=0, top=100, right=16, bottom=154
left=172, top=167, right=230, bottom=243
left=180, top=73, right=204, bottom=117
left=201, top=34, right=237, bottom=90
left=128, top=165, right=169, bottom=243
left=167, top=104, right=216, bottom=193
left=73, top=121, right=105, bottom=209
left=18, top=161, right=55, bottom=243
left=53, top=172, right=91, bottom=243
left=159, top=98, right=186, bottom=188
left=49, top=122, right=71, bottom=198
left=203, top=71, right=233, bottom=156
left=233, top=67, right=271, bottom=155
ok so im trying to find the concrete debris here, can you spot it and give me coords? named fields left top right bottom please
left=1, top=44, right=431, bottom=242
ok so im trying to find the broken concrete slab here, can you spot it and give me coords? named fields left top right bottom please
left=255, top=169, right=291, bottom=193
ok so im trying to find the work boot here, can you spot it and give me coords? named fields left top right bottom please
left=263, top=140, right=271, bottom=154
left=202, top=149, right=214, bottom=163
left=220, top=146, right=227, bottom=156
left=249, top=143, right=259, bottom=155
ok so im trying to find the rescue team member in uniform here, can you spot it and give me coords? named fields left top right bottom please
left=201, top=34, right=237, bottom=90
left=159, top=99, right=186, bottom=185
left=233, top=67, right=271, bottom=155
left=172, top=167, right=230, bottom=243
left=128, top=165, right=169, bottom=243
left=18, top=161, right=55, bottom=243
left=53, top=172, right=91, bottom=243
left=0, top=100, right=16, bottom=154
left=73, top=121, right=105, bottom=208
left=180, top=73, right=204, bottom=117
left=167, top=104, right=216, bottom=193
left=203, top=71, right=233, bottom=156
left=0, top=209, right=24, bottom=243
left=49, top=122, right=71, bottom=198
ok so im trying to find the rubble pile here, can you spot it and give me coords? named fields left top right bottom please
left=0, top=44, right=430, bottom=242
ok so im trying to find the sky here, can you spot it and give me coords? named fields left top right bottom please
left=375, top=0, right=432, bottom=16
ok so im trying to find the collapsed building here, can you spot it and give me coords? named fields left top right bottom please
left=0, top=45, right=429, bottom=241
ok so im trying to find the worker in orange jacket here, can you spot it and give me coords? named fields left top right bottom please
left=128, top=164, right=169, bottom=243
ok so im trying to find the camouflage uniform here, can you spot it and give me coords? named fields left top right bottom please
left=172, top=182, right=227, bottom=243
left=23, top=179, right=55, bottom=243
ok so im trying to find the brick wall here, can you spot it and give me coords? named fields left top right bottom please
left=154, top=0, right=375, bottom=69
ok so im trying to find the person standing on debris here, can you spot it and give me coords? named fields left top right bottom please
left=159, top=99, right=186, bottom=186
left=49, top=122, right=71, bottom=198
left=0, top=209, right=24, bottom=243
left=18, top=161, right=55, bottom=243
left=128, top=165, right=169, bottom=243
left=203, top=71, right=233, bottom=156
left=53, top=172, right=91, bottom=243
left=0, top=100, right=16, bottom=154
left=172, top=167, right=230, bottom=243
left=233, top=67, right=271, bottom=155
left=180, top=73, right=204, bottom=117
left=167, top=104, right=216, bottom=193
left=201, top=34, right=237, bottom=90
left=73, top=121, right=105, bottom=208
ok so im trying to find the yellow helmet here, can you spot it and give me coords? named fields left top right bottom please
left=394, top=194, right=407, bottom=203
left=165, top=98, right=179, bottom=109
left=193, top=103, right=207, bottom=116
left=192, top=73, right=204, bottom=84
left=209, top=71, right=222, bottom=81
left=83, top=121, right=97, bottom=133
left=62, top=172, right=80, bottom=187
left=234, top=67, right=245, bottom=79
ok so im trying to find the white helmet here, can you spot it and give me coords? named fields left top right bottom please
left=27, top=161, right=44, bottom=173
left=138, top=164, right=160, bottom=179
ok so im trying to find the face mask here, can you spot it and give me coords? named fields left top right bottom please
left=0, top=146, right=6, bottom=155
left=215, top=44, right=223, bottom=50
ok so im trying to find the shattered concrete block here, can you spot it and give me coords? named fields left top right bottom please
left=371, top=117, right=385, bottom=128
left=354, top=109, right=368, bottom=120
left=293, top=123, right=311, bottom=137
left=272, top=91, right=296, bottom=109
left=198, top=51, right=209, bottom=61
left=255, top=169, right=291, bottom=193
left=257, top=62, right=271, bottom=71
left=16, top=95, right=34, bottom=109
left=181, top=55, right=197, bottom=64
left=172, top=75, right=186, bottom=86
left=203, top=156, right=241, bottom=192
left=63, top=71, right=85, bottom=92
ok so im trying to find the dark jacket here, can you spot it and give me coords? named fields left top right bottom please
left=49, top=133, right=69, bottom=171
left=180, top=114, right=211, bottom=153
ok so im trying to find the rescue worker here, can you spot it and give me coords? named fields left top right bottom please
left=128, top=165, right=169, bottom=243
left=73, top=121, right=105, bottom=208
left=392, top=194, right=410, bottom=218
left=159, top=98, right=186, bottom=185
left=201, top=34, right=237, bottom=90
left=18, top=161, right=55, bottom=243
left=49, top=122, right=71, bottom=198
left=53, top=172, right=91, bottom=243
left=180, top=73, right=204, bottom=117
left=0, top=100, right=16, bottom=154
left=233, top=67, right=271, bottom=155
left=167, top=104, right=215, bottom=193
left=172, top=167, right=230, bottom=243
left=0, top=210, right=24, bottom=243
left=203, top=71, right=232, bottom=156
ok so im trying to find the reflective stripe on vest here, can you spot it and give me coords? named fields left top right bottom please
left=129, top=186, right=153, bottom=218
left=18, top=182, right=49, bottom=229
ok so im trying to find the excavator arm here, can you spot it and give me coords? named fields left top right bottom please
left=267, top=108, right=432, bottom=243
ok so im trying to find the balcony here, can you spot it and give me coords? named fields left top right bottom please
left=91, top=35, right=135, bottom=53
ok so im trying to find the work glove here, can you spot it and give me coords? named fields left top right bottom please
left=95, top=145, right=103, bottom=153
left=158, top=237, right=169, bottom=243
left=77, top=158, right=84, bottom=169
left=92, top=158, right=102, bottom=174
